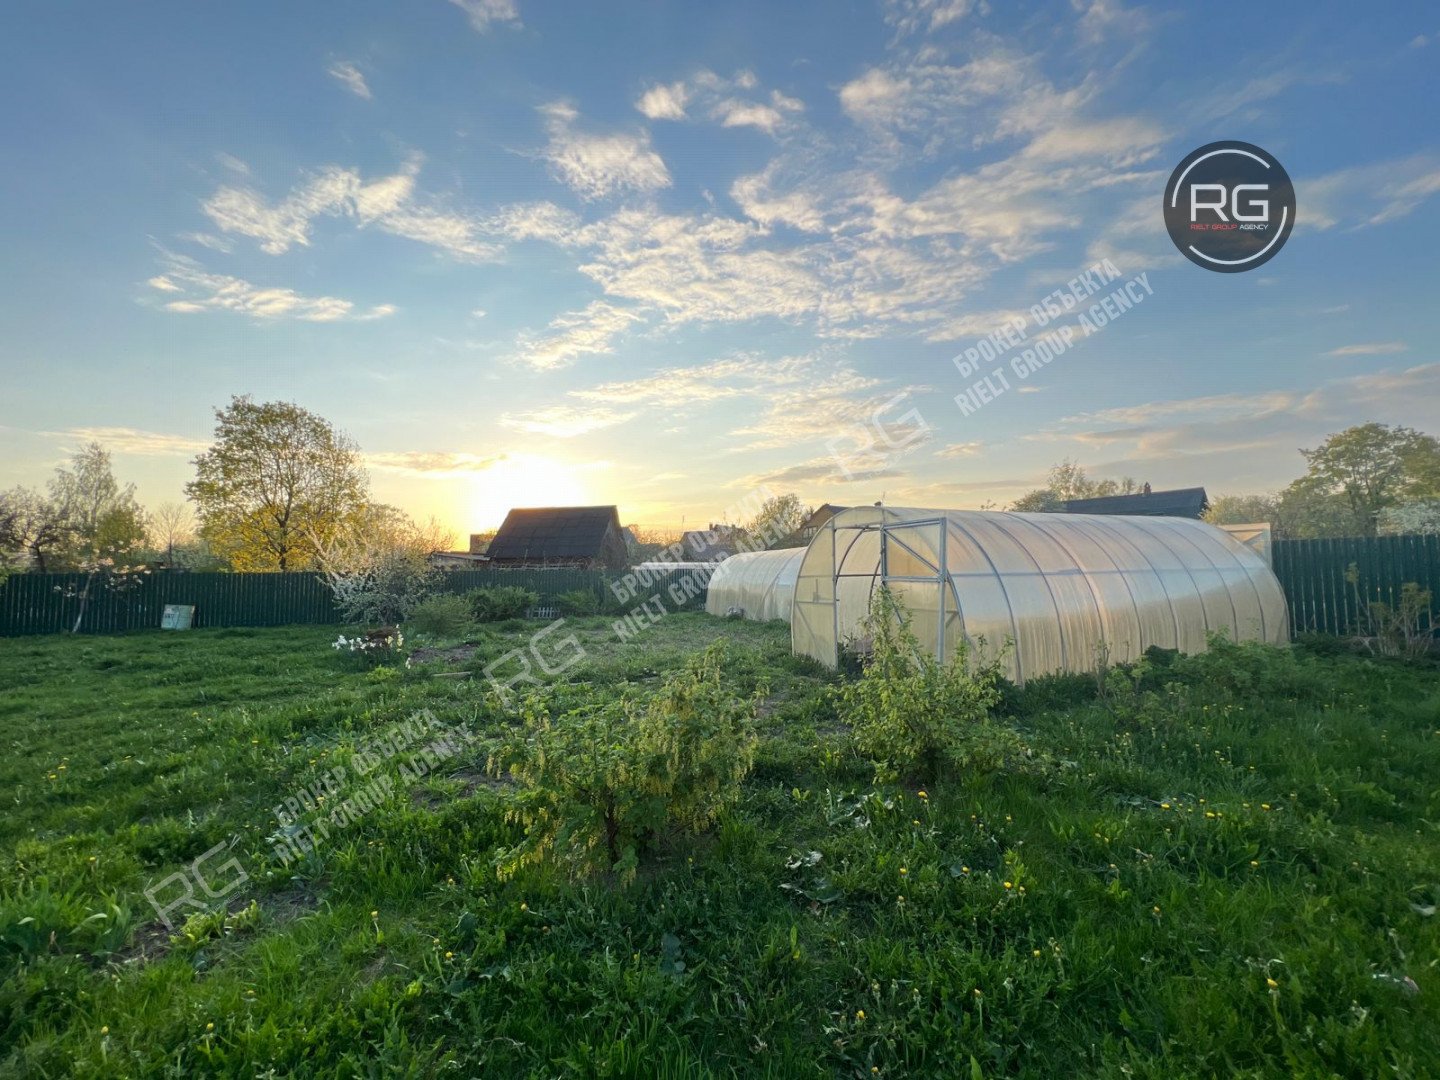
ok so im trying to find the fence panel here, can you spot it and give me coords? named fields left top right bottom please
left=1271, top=535, right=1439, bottom=638
left=0, top=564, right=712, bottom=637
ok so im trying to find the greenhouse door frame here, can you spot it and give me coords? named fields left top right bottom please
left=830, top=517, right=949, bottom=662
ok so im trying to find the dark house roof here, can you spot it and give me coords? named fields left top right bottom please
left=1061, top=487, right=1209, bottom=519
left=800, top=503, right=848, bottom=531
left=487, top=505, right=625, bottom=563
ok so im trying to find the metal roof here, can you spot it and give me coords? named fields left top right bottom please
left=486, top=505, right=622, bottom=560
left=1061, top=487, right=1209, bottom=518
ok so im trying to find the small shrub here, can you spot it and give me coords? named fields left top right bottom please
left=332, top=628, right=404, bottom=667
left=556, top=588, right=600, bottom=617
left=836, top=588, right=1023, bottom=782
left=488, top=643, right=757, bottom=883
left=407, top=593, right=473, bottom=638
left=468, top=586, right=539, bottom=623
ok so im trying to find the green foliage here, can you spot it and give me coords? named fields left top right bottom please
left=837, top=588, right=1024, bottom=781
left=4, top=615, right=1440, bottom=1077
left=467, top=585, right=538, bottom=622
left=186, top=395, right=369, bottom=571
left=488, top=643, right=757, bottom=883
left=405, top=593, right=473, bottom=638
left=1010, top=459, right=1146, bottom=512
left=555, top=587, right=600, bottom=617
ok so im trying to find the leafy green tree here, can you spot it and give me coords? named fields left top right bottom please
left=1298, top=423, right=1440, bottom=536
left=1011, top=460, right=1145, bottom=512
left=186, top=396, right=369, bottom=570
left=1204, top=494, right=1280, bottom=527
left=744, top=493, right=808, bottom=547
left=0, top=486, right=73, bottom=571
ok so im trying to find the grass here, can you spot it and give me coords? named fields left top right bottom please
left=1, top=614, right=1438, bottom=1077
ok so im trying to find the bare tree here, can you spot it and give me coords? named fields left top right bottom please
left=0, top=487, right=73, bottom=571
left=150, top=501, right=195, bottom=565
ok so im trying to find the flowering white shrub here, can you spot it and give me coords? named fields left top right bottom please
left=332, top=628, right=405, bottom=664
left=314, top=532, right=438, bottom=626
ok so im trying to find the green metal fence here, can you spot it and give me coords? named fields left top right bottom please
left=0, top=566, right=710, bottom=637
left=1272, top=535, right=1440, bottom=637
left=1, top=537, right=1434, bottom=638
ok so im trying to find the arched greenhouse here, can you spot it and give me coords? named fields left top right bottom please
left=717, top=506, right=1287, bottom=682
left=704, top=547, right=805, bottom=623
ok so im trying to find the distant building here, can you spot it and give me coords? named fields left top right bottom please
left=427, top=550, right=491, bottom=570
left=681, top=523, right=745, bottom=562
left=796, top=504, right=848, bottom=542
left=1061, top=487, right=1209, bottom=519
left=486, top=505, right=629, bottom=570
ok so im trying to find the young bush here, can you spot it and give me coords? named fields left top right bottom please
left=406, top=593, right=472, bottom=638
left=837, top=588, right=1022, bottom=782
left=487, top=643, right=757, bottom=883
left=468, top=585, right=538, bottom=622
left=556, top=588, right=600, bottom=617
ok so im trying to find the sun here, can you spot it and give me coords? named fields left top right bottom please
left=467, top=453, right=591, bottom=529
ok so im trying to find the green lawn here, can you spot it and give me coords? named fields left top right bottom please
left=1, top=616, right=1438, bottom=1077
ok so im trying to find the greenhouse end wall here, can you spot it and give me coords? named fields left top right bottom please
left=704, top=547, right=805, bottom=623
left=791, top=506, right=1289, bottom=682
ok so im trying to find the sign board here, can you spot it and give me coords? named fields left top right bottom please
left=161, top=604, right=196, bottom=630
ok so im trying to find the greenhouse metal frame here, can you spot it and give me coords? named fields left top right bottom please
left=791, top=505, right=1289, bottom=681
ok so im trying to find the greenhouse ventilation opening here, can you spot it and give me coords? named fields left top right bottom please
left=790, top=506, right=1289, bottom=682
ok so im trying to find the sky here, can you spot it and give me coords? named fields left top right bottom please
left=1, top=0, right=1437, bottom=540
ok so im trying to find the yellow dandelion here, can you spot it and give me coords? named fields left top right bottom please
left=520, top=902, right=529, bottom=911
left=855, top=1009, right=866, bottom=1021
left=899, top=867, right=908, bottom=876
left=445, top=951, right=453, bottom=959
left=100, top=1025, right=109, bottom=1035
left=917, top=790, right=928, bottom=799
left=1266, top=977, right=1278, bottom=989
left=370, top=910, right=378, bottom=919
left=1003, top=881, right=1013, bottom=889
left=205, top=1022, right=214, bottom=1032
left=1033, top=949, right=1042, bottom=957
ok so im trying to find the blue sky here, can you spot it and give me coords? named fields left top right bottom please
left=1, top=0, right=1437, bottom=536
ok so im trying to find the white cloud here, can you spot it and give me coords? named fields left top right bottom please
left=448, top=0, right=520, bottom=32
left=367, top=450, right=508, bottom=477
left=1326, top=341, right=1408, bottom=357
left=215, top=152, right=250, bottom=176
left=935, top=440, right=984, bottom=458
left=46, top=427, right=209, bottom=457
left=500, top=405, right=636, bottom=437
left=201, top=156, right=502, bottom=260
left=327, top=60, right=372, bottom=100
left=1302, top=154, right=1440, bottom=230
left=883, top=0, right=978, bottom=37
left=147, top=253, right=395, bottom=322
left=635, top=71, right=804, bottom=138
left=1043, top=365, right=1440, bottom=480
left=574, top=352, right=926, bottom=453
left=539, top=102, right=670, bottom=200
left=636, top=81, right=689, bottom=120
left=715, top=100, right=786, bottom=134
left=514, top=300, right=643, bottom=369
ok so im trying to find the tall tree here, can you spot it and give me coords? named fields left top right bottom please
left=1011, top=460, right=1145, bottom=512
left=745, top=493, right=808, bottom=548
left=1204, top=493, right=1280, bottom=527
left=186, top=397, right=369, bottom=570
left=0, top=487, right=73, bottom=571
left=149, top=501, right=195, bottom=565
left=1298, top=424, right=1440, bottom=537
left=47, top=442, right=148, bottom=564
